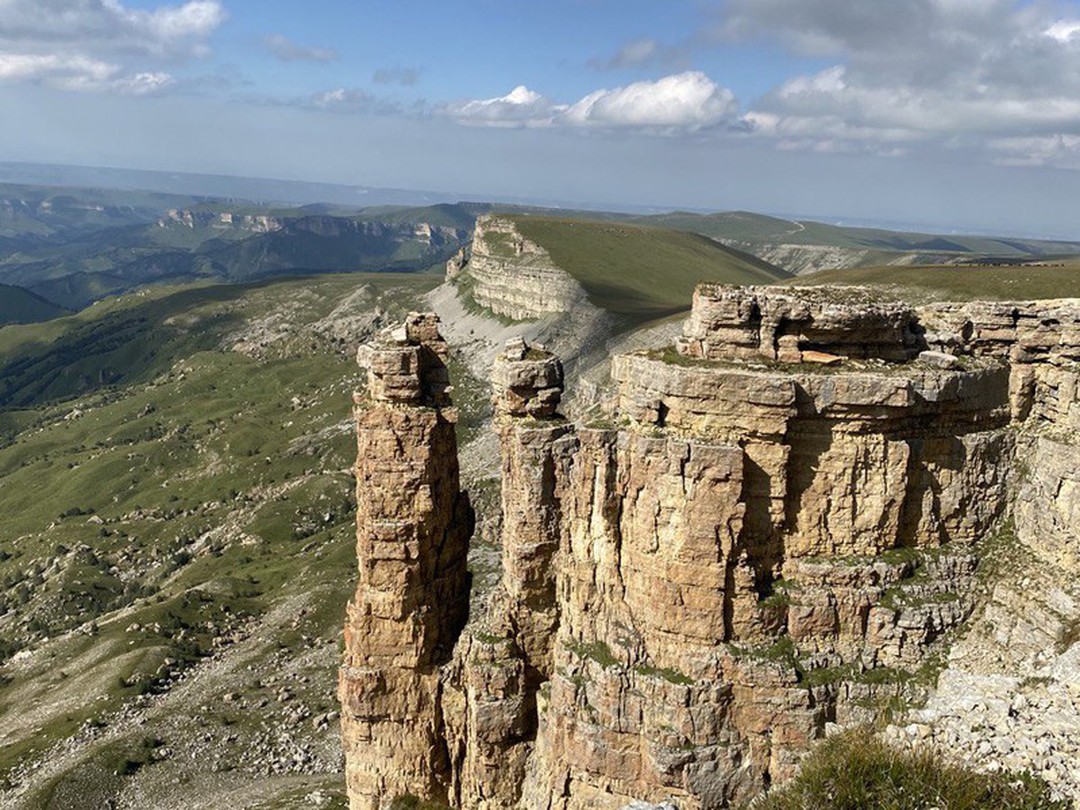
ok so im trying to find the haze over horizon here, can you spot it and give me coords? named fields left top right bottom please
left=3, top=1, right=1080, bottom=238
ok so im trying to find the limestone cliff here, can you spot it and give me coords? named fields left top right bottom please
left=340, top=286, right=1080, bottom=809
left=452, top=215, right=590, bottom=321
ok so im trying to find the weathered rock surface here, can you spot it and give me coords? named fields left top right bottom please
left=458, top=216, right=589, bottom=321
left=678, top=284, right=923, bottom=362
left=341, top=287, right=1080, bottom=808
left=339, top=313, right=473, bottom=809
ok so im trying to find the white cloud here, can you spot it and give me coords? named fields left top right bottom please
left=0, top=51, right=174, bottom=94
left=308, top=87, right=402, bottom=116
left=0, top=0, right=223, bottom=93
left=447, top=72, right=738, bottom=133
left=1044, top=20, right=1080, bottom=43
left=564, top=72, right=736, bottom=130
left=313, top=88, right=362, bottom=107
left=0, top=53, right=111, bottom=82
left=446, top=85, right=560, bottom=128
left=716, top=0, right=1080, bottom=164
left=263, top=33, right=337, bottom=63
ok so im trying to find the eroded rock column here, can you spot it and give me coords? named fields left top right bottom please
left=339, top=313, right=473, bottom=810
left=491, top=338, right=574, bottom=675
left=446, top=339, right=575, bottom=810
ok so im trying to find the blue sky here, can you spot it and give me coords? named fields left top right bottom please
left=3, top=1, right=1080, bottom=236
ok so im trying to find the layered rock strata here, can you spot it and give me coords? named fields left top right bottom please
left=441, top=340, right=577, bottom=809
left=341, top=287, right=1080, bottom=809
left=339, top=313, right=474, bottom=809
left=454, top=215, right=588, bottom=321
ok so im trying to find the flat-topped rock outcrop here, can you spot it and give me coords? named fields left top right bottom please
left=455, top=216, right=589, bottom=321
left=340, top=286, right=1080, bottom=809
left=679, top=284, right=923, bottom=362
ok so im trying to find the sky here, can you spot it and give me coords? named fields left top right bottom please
left=3, top=0, right=1080, bottom=236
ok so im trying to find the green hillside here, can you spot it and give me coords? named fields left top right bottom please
left=791, top=261, right=1080, bottom=302
left=508, top=215, right=791, bottom=323
left=636, top=210, right=1080, bottom=258
left=0, top=283, right=68, bottom=326
left=0, top=271, right=447, bottom=807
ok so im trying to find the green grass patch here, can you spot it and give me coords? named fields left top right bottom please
left=565, top=639, right=619, bottom=668
left=793, top=262, right=1080, bottom=303
left=507, top=215, right=791, bottom=327
left=633, top=662, right=694, bottom=685
left=750, top=727, right=1068, bottom=810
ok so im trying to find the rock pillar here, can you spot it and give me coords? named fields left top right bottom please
left=339, top=313, right=473, bottom=810
left=491, top=337, right=573, bottom=677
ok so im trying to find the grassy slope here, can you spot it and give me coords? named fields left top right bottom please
left=636, top=210, right=1080, bottom=257
left=0, top=271, right=447, bottom=808
left=791, top=261, right=1080, bottom=302
left=752, top=728, right=1066, bottom=810
left=507, top=215, right=791, bottom=324
left=0, top=285, right=68, bottom=326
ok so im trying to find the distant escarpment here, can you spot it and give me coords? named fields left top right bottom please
left=716, top=241, right=949, bottom=275
left=341, top=285, right=1080, bottom=808
left=447, top=215, right=590, bottom=321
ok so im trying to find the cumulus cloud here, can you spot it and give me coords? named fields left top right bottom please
left=714, top=0, right=1080, bottom=165
left=565, top=72, right=736, bottom=129
left=263, top=33, right=336, bottom=63
left=0, top=0, right=224, bottom=93
left=447, top=85, right=561, bottom=128
left=446, top=72, right=738, bottom=133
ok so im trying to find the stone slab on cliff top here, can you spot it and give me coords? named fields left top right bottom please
left=341, top=284, right=1080, bottom=810
left=678, top=284, right=923, bottom=363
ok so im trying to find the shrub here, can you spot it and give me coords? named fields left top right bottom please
left=750, top=728, right=1067, bottom=810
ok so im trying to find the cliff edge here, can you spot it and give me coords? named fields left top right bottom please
left=340, top=285, right=1080, bottom=809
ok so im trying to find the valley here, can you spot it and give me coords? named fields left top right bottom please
left=0, top=180, right=1078, bottom=808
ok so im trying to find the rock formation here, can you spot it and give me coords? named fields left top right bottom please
left=339, top=313, right=474, bottom=809
left=340, top=286, right=1080, bottom=809
left=455, top=216, right=590, bottom=321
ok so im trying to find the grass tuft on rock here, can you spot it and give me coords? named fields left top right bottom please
left=751, top=728, right=1067, bottom=810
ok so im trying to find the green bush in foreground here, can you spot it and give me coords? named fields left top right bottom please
left=752, top=729, right=1067, bottom=810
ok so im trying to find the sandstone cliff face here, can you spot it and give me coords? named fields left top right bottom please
left=339, top=313, right=474, bottom=809
left=341, top=287, right=1080, bottom=809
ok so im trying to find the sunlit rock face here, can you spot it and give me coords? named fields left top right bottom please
left=339, top=313, right=473, bottom=809
left=340, top=290, right=1080, bottom=809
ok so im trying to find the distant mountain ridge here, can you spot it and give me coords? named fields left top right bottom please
left=632, top=211, right=1080, bottom=274
left=3, top=175, right=1080, bottom=318
left=0, top=187, right=478, bottom=310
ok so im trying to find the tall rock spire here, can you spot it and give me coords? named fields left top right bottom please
left=339, top=313, right=473, bottom=810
